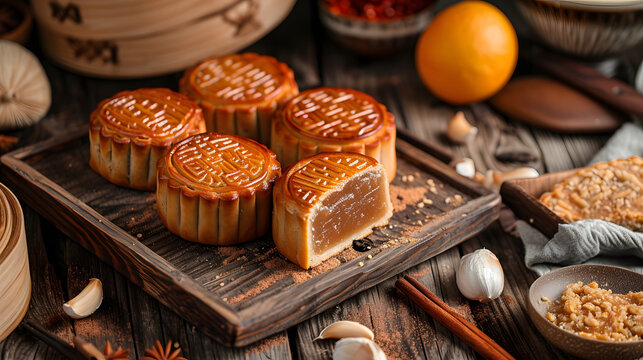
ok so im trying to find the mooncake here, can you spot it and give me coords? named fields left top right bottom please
left=180, top=52, right=298, bottom=145
left=157, top=132, right=281, bottom=245
left=89, top=88, right=205, bottom=190
left=273, top=152, right=393, bottom=269
left=271, top=87, right=396, bottom=181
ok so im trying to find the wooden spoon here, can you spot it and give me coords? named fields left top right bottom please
left=489, top=76, right=623, bottom=133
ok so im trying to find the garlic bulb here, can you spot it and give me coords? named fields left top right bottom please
left=63, top=278, right=103, bottom=319
left=0, top=40, right=51, bottom=130
left=315, top=321, right=374, bottom=341
left=333, top=338, right=387, bottom=360
left=456, top=249, right=504, bottom=303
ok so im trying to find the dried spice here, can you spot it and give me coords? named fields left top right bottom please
left=352, top=238, right=373, bottom=252
left=142, top=340, right=186, bottom=360
left=104, top=341, right=130, bottom=360
left=323, top=0, right=434, bottom=20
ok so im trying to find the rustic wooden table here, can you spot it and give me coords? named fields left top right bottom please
left=2, top=0, right=636, bottom=359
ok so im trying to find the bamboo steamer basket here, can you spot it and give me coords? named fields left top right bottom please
left=37, top=0, right=297, bottom=78
left=0, top=182, right=30, bottom=342
left=32, top=0, right=240, bottom=38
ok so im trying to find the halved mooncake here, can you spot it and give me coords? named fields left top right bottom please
left=271, top=87, right=397, bottom=181
left=179, top=53, right=298, bottom=145
left=273, top=152, right=393, bottom=269
left=89, top=88, right=206, bottom=191
left=157, top=132, right=281, bottom=245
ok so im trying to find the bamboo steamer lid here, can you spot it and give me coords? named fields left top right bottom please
left=37, top=0, right=296, bottom=78
left=31, top=0, right=239, bottom=38
left=0, top=182, right=30, bottom=342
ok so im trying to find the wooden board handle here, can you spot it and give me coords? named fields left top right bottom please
left=397, top=128, right=454, bottom=164
left=522, top=47, right=643, bottom=118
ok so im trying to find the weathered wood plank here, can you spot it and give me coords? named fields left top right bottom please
left=66, top=240, right=136, bottom=355
left=0, top=206, right=72, bottom=360
left=459, top=225, right=569, bottom=360
left=293, top=247, right=477, bottom=360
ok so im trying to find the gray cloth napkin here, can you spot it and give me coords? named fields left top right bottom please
left=517, top=122, right=643, bottom=276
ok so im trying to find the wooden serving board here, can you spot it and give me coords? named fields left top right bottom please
left=0, top=128, right=500, bottom=347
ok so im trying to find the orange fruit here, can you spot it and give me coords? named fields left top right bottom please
left=415, top=1, right=518, bottom=105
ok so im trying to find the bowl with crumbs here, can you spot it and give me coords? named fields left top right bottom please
left=528, top=265, right=643, bottom=360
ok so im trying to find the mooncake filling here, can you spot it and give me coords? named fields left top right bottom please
left=311, top=169, right=390, bottom=257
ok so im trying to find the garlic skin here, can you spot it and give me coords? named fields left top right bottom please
left=315, top=321, right=374, bottom=341
left=447, top=111, right=478, bottom=144
left=456, top=249, right=504, bottom=303
left=63, top=278, right=103, bottom=319
left=0, top=40, right=51, bottom=130
left=333, top=338, right=387, bottom=360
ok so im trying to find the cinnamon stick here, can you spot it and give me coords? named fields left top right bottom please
left=396, top=276, right=515, bottom=360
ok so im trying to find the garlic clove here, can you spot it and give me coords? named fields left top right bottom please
left=447, top=111, right=478, bottom=144
left=456, top=249, right=504, bottom=303
left=452, top=158, right=476, bottom=179
left=473, top=172, right=486, bottom=184
left=493, top=167, right=539, bottom=185
left=333, top=337, right=387, bottom=360
left=63, top=278, right=103, bottom=319
left=481, top=167, right=540, bottom=191
left=315, top=321, right=374, bottom=341
left=0, top=40, right=51, bottom=130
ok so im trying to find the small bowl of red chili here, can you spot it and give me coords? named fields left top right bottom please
left=318, top=0, right=436, bottom=57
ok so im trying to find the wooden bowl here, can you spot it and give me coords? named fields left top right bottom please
left=0, top=182, right=30, bottom=341
left=517, top=0, right=643, bottom=58
left=0, top=0, right=33, bottom=45
left=37, top=0, right=296, bottom=78
left=317, top=1, right=434, bottom=57
left=528, top=265, right=643, bottom=360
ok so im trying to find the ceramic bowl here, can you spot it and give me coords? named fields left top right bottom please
left=528, top=265, right=643, bottom=360
left=318, top=1, right=434, bottom=57
left=518, top=0, right=643, bottom=58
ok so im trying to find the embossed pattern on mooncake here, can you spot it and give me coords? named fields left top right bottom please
left=97, top=88, right=197, bottom=140
left=287, top=153, right=379, bottom=208
left=284, top=88, right=384, bottom=141
left=169, top=133, right=272, bottom=191
left=191, top=53, right=285, bottom=104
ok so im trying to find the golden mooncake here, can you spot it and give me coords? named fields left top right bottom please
left=540, top=156, right=643, bottom=232
left=179, top=53, right=298, bottom=145
left=271, top=87, right=397, bottom=182
left=273, top=152, right=393, bottom=269
left=89, top=88, right=206, bottom=191
left=157, top=132, right=281, bottom=245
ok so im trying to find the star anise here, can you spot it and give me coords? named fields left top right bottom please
left=103, top=341, right=130, bottom=360
left=141, top=340, right=186, bottom=360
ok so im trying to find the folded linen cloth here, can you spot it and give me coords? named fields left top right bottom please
left=516, top=121, right=643, bottom=276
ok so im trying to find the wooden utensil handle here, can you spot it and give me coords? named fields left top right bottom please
left=523, top=48, right=643, bottom=118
